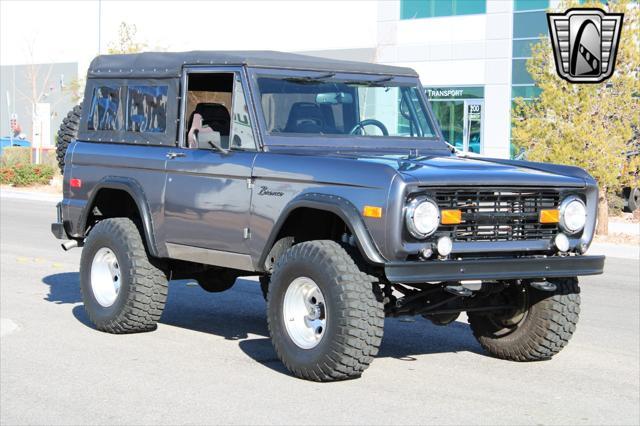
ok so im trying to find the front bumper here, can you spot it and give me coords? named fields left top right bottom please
left=385, top=255, right=605, bottom=283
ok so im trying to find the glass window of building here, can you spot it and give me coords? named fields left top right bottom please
left=401, top=0, right=486, bottom=20
left=426, top=87, right=484, bottom=154
left=513, top=10, right=549, bottom=38
left=514, top=0, right=549, bottom=12
left=511, top=0, right=548, bottom=102
left=511, top=0, right=548, bottom=158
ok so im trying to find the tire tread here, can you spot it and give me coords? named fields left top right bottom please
left=468, top=278, right=580, bottom=361
left=267, top=240, right=384, bottom=381
left=80, top=217, right=168, bottom=334
left=56, top=104, right=82, bottom=174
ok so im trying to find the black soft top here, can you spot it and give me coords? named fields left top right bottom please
left=87, top=50, right=418, bottom=79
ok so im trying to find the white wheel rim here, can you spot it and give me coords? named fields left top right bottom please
left=283, top=277, right=326, bottom=349
left=90, top=247, right=121, bottom=307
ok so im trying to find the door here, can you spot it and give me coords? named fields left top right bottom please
left=162, top=69, right=258, bottom=257
left=463, top=100, right=483, bottom=154
left=430, top=100, right=464, bottom=150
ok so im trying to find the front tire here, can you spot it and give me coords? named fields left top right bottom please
left=80, top=218, right=168, bottom=333
left=267, top=240, right=384, bottom=381
left=468, top=278, right=580, bottom=361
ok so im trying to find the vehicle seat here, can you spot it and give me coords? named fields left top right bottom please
left=284, top=102, right=325, bottom=133
left=187, top=103, right=231, bottom=148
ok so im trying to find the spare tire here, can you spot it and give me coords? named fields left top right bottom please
left=56, top=104, right=82, bottom=174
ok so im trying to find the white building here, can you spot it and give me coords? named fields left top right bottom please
left=307, top=0, right=568, bottom=158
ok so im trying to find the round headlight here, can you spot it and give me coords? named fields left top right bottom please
left=560, top=196, right=586, bottom=234
left=406, top=197, right=440, bottom=238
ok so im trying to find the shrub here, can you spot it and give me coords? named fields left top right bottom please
left=1, top=147, right=31, bottom=167
left=608, top=192, right=625, bottom=216
left=0, top=167, right=16, bottom=184
left=0, top=164, right=55, bottom=187
left=42, top=149, right=59, bottom=170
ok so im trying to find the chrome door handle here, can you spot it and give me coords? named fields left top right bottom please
left=166, top=152, right=186, bottom=159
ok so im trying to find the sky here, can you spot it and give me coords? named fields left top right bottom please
left=1, top=0, right=379, bottom=73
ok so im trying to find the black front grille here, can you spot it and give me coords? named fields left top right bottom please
left=432, top=189, right=560, bottom=242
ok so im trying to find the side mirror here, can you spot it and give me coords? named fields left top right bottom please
left=195, top=126, right=229, bottom=154
left=196, top=128, right=222, bottom=150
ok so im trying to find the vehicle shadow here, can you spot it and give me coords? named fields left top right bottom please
left=42, top=272, right=485, bottom=375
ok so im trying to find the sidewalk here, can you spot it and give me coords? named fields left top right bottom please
left=0, top=188, right=61, bottom=204
left=609, top=220, right=640, bottom=236
left=587, top=242, right=639, bottom=260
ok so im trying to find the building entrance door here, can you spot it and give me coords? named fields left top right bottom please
left=463, top=100, right=483, bottom=154
left=426, top=86, right=484, bottom=154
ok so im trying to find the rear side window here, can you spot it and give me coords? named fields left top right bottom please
left=87, top=86, right=123, bottom=131
left=126, top=86, right=168, bottom=133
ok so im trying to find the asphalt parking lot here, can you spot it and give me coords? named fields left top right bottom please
left=1, top=195, right=639, bottom=425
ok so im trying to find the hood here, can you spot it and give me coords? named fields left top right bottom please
left=393, top=155, right=587, bottom=187
left=324, top=151, right=588, bottom=188
left=263, top=147, right=590, bottom=188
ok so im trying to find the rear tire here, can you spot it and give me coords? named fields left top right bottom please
left=80, top=217, right=168, bottom=333
left=626, top=187, right=639, bottom=212
left=56, top=104, right=82, bottom=174
left=468, top=278, right=580, bottom=361
left=267, top=240, right=384, bottom=381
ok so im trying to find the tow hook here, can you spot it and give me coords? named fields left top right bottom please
left=444, top=285, right=473, bottom=297
left=61, top=240, right=82, bottom=251
left=530, top=281, right=557, bottom=292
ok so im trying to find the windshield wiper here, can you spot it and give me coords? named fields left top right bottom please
left=284, top=72, right=336, bottom=84
left=372, top=76, right=394, bottom=83
left=344, top=75, right=395, bottom=86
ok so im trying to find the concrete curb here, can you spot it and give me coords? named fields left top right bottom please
left=0, top=189, right=61, bottom=204
left=587, top=242, right=640, bottom=261
left=609, top=221, right=640, bottom=236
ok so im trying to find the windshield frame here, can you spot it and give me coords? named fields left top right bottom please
left=246, top=67, right=447, bottom=150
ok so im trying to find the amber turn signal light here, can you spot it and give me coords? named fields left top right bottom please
left=363, top=205, right=383, bottom=218
left=539, top=209, right=560, bottom=224
left=441, top=209, right=462, bottom=225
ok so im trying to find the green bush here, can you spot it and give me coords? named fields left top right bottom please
left=1, top=147, right=31, bottom=167
left=41, top=149, right=58, bottom=170
left=608, top=191, right=625, bottom=216
left=0, top=164, right=55, bottom=187
left=1, top=147, right=60, bottom=178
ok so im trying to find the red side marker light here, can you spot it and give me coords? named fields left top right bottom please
left=70, top=178, right=82, bottom=188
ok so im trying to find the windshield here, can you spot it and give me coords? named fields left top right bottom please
left=255, top=74, right=436, bottom=139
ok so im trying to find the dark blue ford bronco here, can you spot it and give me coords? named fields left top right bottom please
left=52, top=51, right=604, bottom=381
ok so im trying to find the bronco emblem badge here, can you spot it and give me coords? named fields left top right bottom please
left=547, top=8, right=623, bottom=83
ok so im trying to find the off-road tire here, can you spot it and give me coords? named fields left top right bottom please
left=56, top=104, right=82, bottom=174
left=259, top=275, right=270, bottom=301
left=80, top=217, right=168, bottom=333
left=626, top=187, right=639, bottom=212
left=267, top=240, right=384, bottom=381
left=468, top=278, right=580, bottom=361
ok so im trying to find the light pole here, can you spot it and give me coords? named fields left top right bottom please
left=98, top=0, right=102, bottom=55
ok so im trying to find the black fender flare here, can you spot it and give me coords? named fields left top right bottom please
left=258, top=192, right=386, bottom=270
left=78, top=176, right=161, bottom=258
